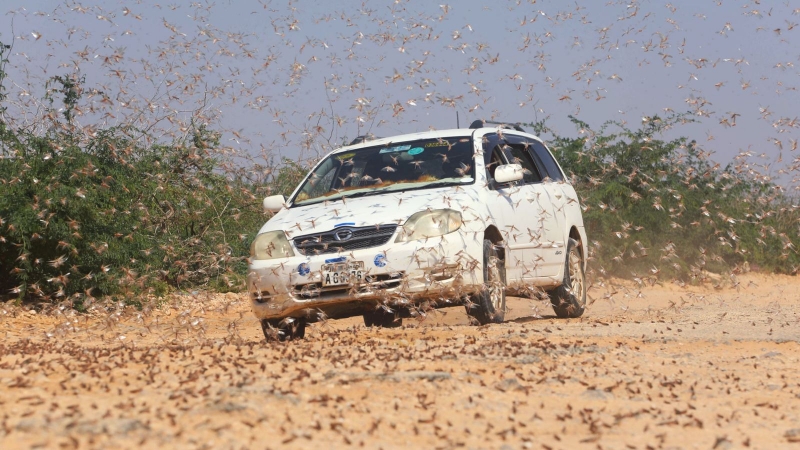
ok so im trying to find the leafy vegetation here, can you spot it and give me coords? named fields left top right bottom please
left=0, top=43, right=309, bottom=303
left=2, top=125, right=254, bottom=302
left=530, top=115, right=799, bottom=282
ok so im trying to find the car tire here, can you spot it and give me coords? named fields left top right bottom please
left=261, top=318, right=306, bottom=342
left=363, top=307, right=402, bottom=328
left=466, top=239, right=506, bottom=325
left=549, top=238, right=586, bottom=318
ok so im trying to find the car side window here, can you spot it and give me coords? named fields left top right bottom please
left=528, top=139, right=564, bottom=182
left=486, top=147, right=505, bottom=181
left=502, top=143, right=542, bottom=184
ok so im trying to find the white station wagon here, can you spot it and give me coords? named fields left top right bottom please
left=248, top=121, right=587, bottom=340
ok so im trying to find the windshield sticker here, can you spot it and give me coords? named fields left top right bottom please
left=424, top=141, right=450, bottom=147
left=336, top=152, right=355, bottom=160
left=379, top=145, right=411, bottom=154
left=408, top=147, right=424, bottom=156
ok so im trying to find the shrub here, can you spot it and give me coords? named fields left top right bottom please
left=0, top=123, right=267, bottom=302
left=530, top=114, right=799, bottom=281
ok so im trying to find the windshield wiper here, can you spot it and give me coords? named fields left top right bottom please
left=291, top=187, right=388, bottom=207
left=291, top=180, right=467, bottom=207
left=412, top=179, right=462, bottom=189
left=339, top=189, right=382, bottom=200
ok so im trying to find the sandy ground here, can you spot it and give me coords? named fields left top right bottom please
left=1, top=272, right=799, bottom=450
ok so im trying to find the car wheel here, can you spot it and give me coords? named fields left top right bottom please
left=363, top=307, right=402, bottom=328
left=549, top=238, right=586, bottom=318
left=261, top=317, right=306, bottom=342
left=466, top=239, right=506, bottom=325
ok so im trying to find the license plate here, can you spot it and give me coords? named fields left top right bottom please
left=321, top=261, right=364, bottom=286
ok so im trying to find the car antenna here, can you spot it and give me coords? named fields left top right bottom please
left=456, top=111, right=460, bottom=128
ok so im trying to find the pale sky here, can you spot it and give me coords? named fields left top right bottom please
left=1, top=0, right=798, bottom=186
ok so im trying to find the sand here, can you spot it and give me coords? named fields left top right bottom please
left=1, top=272, right=799, bottom=449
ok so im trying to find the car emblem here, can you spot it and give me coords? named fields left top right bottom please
left=334, top=229, right=353, bottom=241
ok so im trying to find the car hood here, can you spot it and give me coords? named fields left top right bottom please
left=260, top=185, right=482, bottom=238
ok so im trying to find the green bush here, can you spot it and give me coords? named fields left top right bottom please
left=529, top=114, right=799, bottom=280
left=0, top=123, right=268, bottom=302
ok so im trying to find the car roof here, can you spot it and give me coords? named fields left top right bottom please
left=333, top=127, right=542, bottom=155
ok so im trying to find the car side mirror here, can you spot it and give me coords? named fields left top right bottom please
left=494, top=164, right=524, bottom=184
left=263, top=194, right=287, bottom=212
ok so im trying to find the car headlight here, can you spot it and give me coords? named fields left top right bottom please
left=250, top=231, right=295, bottom=260
left=395, top=209, right=463, bottom=242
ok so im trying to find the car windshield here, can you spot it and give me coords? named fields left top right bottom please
left=290, top=137, right=476, bottom=206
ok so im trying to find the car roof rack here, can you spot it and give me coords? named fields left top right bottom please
left=349, top=134, right=381, bottom=145
left=469, top=119, right=525, bottom=132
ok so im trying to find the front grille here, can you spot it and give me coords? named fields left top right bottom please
left=293, top=224, right=398, bottom=256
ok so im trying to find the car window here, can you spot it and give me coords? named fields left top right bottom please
left=480, top=133, right=501, bottom=166
left=528, top=139, right=564, bottom=182
left=486, top=146, right=505, bottom=182
left=502, top=143, right=542, bottom=184
left=291, top=137, right=476, bottom=206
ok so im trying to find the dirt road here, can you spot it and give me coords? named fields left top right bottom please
left=1, top=272, right=799, bottom=449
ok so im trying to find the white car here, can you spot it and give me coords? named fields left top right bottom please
left=248, top=121, right=587, bottom=340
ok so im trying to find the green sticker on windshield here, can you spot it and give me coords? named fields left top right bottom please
left=408, top=147, right=424, bottom=156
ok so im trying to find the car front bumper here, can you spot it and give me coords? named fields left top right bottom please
left=247, top=231, right=484, bottom=321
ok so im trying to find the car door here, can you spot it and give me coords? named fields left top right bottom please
left=501, top=135, right=565, bottom=280
left=482, top=133, right=563, bottom=284
left=527, top=138, right=569, bottom=251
